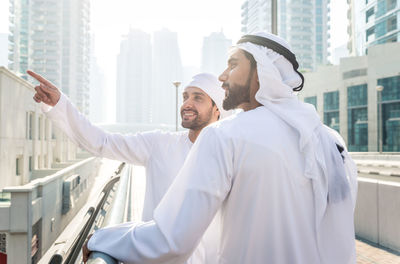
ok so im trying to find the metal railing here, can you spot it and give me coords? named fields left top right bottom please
left=48, top=162, right=126, bottom=264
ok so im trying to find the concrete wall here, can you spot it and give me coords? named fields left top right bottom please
left=0, top=157, right=99, bottom=264
left=0, top=67, right=78, bottom=190
left=355, top=177, right=400, bottom=251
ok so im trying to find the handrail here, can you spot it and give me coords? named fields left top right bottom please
left=48, top=162, right=126, bottom=264
left=86, top=165, right=134, bottom=264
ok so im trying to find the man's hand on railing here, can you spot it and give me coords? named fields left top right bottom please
left=82, top=234, right=93, bottom=263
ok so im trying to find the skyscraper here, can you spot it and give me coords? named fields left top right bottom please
left=116, top=29, right=152, bottom=124
left=201, top=31, right=232, bottom=76
left=89, top=55, right=106, bottom=124
left=241, top=0, right=330, bottom=70
left=0, top=34, right=8, bottom=67
left=8, top=0, right=91, bottom=114
left=347, top=0, right=399, bottom=56
left=152, top=29, right=183, bottom=126
left=62, top=0, right=91, bottom=115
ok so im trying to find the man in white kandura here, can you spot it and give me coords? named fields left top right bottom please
left=28, top=71, right=230, bottom=264
left=79, top=32, right=358, bottom=264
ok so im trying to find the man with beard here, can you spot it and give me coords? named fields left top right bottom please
left=83, top=32, right=358, bottom=264
left=28, top=71, right=229, bottom=264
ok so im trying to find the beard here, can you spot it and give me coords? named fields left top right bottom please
left=181, top=107, right=214, bottom=131
left=222, top=73, right=252, bottom=110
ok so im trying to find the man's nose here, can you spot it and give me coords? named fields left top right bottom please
left=219, top=69, right=228, bottom=83
left=182, top=99, right=194, bottom=109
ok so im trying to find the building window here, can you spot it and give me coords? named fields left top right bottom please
left=387, top=16, right=397, bottom=32
left=387, top=0, right=397, bottom=11
left=38, top=116, right=43, bottom=140
left=378, top=76, right=400, bottom=151
left=304, top=96, right=317, bottom=110
left=343, top=68, right=367, bottom=79
left=16, top=157, right=22, bottom=176
left=366, top=26, right=375, bottom=42
left=348, top=84, right=368, bottom=151
left=324, top=91, right=340, bottom=132
left=29, top=156, right=33, bottom=172
left=26, top=112, right=34, bottom=140
left=45, top=119, right=48, bottom=140
left=366, top=7, right=374, bottom=23
left=375, top=20, right=386, bottom=38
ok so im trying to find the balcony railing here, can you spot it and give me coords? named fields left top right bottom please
left=48, top=162, right=127, bottom=264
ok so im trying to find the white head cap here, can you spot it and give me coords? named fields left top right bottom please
left=185, top=73, right=231, bottom=119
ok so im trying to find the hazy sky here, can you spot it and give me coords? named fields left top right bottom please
left=0, top=0, right=348, bottom=66
left=0, top=0, right=348, bottom=121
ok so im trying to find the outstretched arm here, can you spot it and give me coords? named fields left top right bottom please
left=28, top=70, right=155, bottom=165
left=86, top=127, right=233, bottom=263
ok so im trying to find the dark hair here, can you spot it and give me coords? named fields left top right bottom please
left=242, top=50, right=256, bottom=70
left=211, top=99, right=221, bottom=120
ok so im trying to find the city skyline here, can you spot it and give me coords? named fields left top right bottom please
left=0, top=0, right=349, bottom=122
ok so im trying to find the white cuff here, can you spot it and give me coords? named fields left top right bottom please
left=42, top=93, right=68, bottom=117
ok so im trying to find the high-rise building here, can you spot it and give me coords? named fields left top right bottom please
left=240, top=0, right=330, bottom=70
left=0, top=34, right=7, bottom=67
left=89, top=56, right=106, bottom=123
left=201, top=31, right=232, bottom=76
left=116, top=29, right=152, bottom=124
left=347, top=0, right=399, bottom=56
left=8, top=0, right=91, bottom=114
left=8, top=0, right=34, bottom=80
left=152, top=29, right=183, bottom=125
left=62, top=0, right=91, bottom=115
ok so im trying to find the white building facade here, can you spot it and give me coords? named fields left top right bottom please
left=0, top=67, right=99, bottom=264
left=298, top=42, right=400, bottom=152
left=0, top=66, right=78, bottom=191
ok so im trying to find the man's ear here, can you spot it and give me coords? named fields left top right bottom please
left=254, top=68, right=259, bottom=83
left=214, top=106, right=221, bottom=120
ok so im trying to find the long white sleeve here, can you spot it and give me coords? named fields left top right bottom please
left=87, top=126, right=233, bottom=264
left=43, top=94, right=160, bottom=165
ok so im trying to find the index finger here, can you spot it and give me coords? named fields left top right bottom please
left=27, top=70, right=54, bottom=87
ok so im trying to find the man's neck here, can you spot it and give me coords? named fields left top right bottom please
left=239, top=100, right=262, bottom=111
left=188, top=129, right=201, bottom=143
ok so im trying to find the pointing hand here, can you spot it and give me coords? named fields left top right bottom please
left=27, top=70, right=61, bottom=107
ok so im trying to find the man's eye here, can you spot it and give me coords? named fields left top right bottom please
left=195, top=96, right=202, bottom=101
left=230, top=64, right=237, bottom=70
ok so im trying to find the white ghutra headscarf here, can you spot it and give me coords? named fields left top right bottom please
left=237, top=32, right=358, bottom=263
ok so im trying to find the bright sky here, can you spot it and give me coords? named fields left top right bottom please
left=0, top=0, right=348, bottom=121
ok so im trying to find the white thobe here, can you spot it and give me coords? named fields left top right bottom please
left=88, top=105, right=357, bottom=264
left=42, top=94, right=219, bottom=264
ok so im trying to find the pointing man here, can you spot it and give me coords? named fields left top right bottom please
left=28, top=71, right=229, bottom=263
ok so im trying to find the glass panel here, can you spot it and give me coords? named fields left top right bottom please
left=324, top=91, right=339, bottom=111
left=383, top=103, right=400, bottom=151
left=348, top=84, right=368, bottom=107
left=304, top=96, right=317, bottom=110
left=375, top=20, right=386, bottom=38
left=366, top=7, right=374, bottom=23
left=348, top=108, right=368, bottom=151
left=378, top=76, right=400, bottom=102
left=324, top=112, right=340, bottom=132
